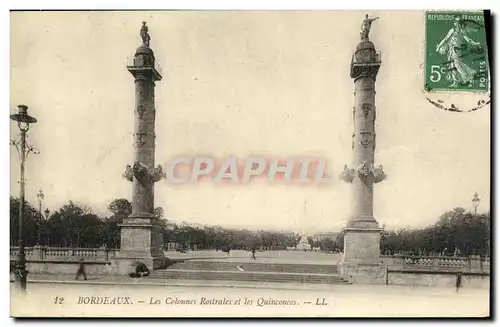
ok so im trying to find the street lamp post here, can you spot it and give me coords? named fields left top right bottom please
left=472, top=192, right=480, bottom=215
left=10, top=105, right=38, bottom=293
left=36, top=189, right=44, bottom=245
left=44, top=208, right=50, bottom=246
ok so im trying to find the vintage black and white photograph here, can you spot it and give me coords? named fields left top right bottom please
left=8, top=10, right=491, bottom=318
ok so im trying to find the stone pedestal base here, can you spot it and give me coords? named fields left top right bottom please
left=338, top=263, right=387, bottom=285
left=339, top=223, right=386, bottom=284
left=343, top=225, right=382, bottom=265
left=112, top=256, right=170, bottom=276
left=113, top=216, right=168, bottom=275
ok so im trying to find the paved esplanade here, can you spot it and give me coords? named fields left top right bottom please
left=115, top=22, right=168, bottom=273
left=338, top=15, right=387, bottom=284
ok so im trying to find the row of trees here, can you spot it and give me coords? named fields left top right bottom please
left=10, top=197, right=490, bottom=256
left=380, top=208, right=490, bottom=256
left=164, top=226, right=298, bottom=251
left=9, top=197, right=162, bottom=248
left=9, top=197, right=300, bottom=250
left=325, top=207, right=491, bottom=256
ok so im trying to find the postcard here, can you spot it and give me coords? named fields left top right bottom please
left=9, top=10, right=491, bottom=318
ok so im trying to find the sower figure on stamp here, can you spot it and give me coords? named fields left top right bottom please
left=436, top=17, right=482, bottom=87
left=75, top=258, right=87, bottom=280
left=360, top=14, right=379, bottom=41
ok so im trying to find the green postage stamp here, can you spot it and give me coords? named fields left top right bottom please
left=425, top=11, right=489, bottom=92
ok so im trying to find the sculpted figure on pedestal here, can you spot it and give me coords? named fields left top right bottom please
left=360, top=14, right=379, bottom=41
left=140, top=21, right=151, bottom=47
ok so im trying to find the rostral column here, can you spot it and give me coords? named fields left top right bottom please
left=115, top=22, right=167, bottom=273
left=338, top=15, right=387, bottom=284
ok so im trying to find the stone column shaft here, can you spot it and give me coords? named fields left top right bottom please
left=132, top=75, right=156, bottom=216
left=351, top=77, right=376, bottom=221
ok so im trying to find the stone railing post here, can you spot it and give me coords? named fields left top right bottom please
left=469, top=255, right=481, bottom=271
left=482, top=257, right=489, bottom=271
left=32, top=245, right=42, bottom=260
left=34, top=245, right=47, bottom=260
left=433, top=257, right=440, bottom=269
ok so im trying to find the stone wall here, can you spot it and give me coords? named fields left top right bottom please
left=387, top=269, right=489, bottom=289
left=380, top=254, right=490, bottom=273
left=339, top=263, right=387, bottom=285
left=17, top=260, right=111, bottom=275
left=380, top=255, right=405, bottom=267
left=10, top=246, right=118, bottom=262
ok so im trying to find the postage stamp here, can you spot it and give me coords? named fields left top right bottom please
left=425, top=11, right=489, bottom=92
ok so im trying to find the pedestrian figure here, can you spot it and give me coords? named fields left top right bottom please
left=221, top=245, right=230, bottom=254
left=129, top=262, right=149, bottom=278
left=456, top=272, right=462, bottom=292
left=251, top=248, right=256, bottom=260
left=75, top=258, right=87, bottom=280
left=105, top=263, right=113, bottom=276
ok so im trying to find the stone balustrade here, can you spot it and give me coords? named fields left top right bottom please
left=380, top=254, right=490, bottom=273
left=10, top=246, right=119, bottom=262
left=483, top=257, right=490, bottom=269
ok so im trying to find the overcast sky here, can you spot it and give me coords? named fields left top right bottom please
left=10, top=11, right=490, bottom=233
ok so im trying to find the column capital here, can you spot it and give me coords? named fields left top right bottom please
left=350, top=45, right=381, bottom=81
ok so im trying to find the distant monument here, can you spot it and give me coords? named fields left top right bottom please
left=114, top=22, right=168, bottom=274
left=338, top=15, right=387, bottom=284
left=295, top=201, right=312, bottom=251
left=296, top=235, right=312, bottom=251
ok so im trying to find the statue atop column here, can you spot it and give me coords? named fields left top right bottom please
left=360, top=14, right=379, bottom=41
left=140, top=21, right=151, bottom=47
